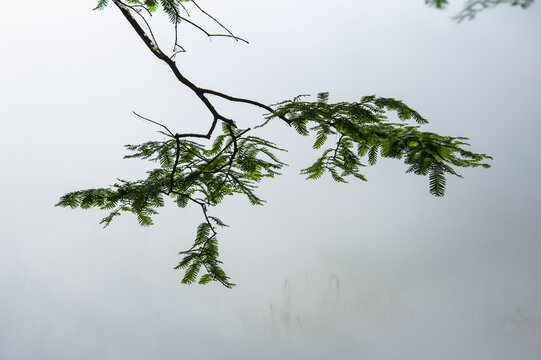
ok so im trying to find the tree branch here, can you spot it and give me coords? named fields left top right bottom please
left=112, top=0, right=289, bottom=133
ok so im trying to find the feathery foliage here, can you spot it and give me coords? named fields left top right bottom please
left=269, top=93, right=491, bottom=194
left=57, top=123, right=286, bottom=288
left=56, top=1, right=498, bottom=287
left=57, top=92, right=491, bottom=286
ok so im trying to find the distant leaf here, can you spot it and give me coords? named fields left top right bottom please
left=317, top=92, right=329, bottom=103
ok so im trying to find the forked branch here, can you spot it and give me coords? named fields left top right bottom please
left=112, top=0, right=287, bottom=140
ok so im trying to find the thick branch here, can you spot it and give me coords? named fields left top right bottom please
left=113, top=0, right=231, bottom=132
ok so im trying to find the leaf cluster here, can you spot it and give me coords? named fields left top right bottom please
left=56, top=123, right=285, bottom=286
left=269, top=93, right=492, bottom=197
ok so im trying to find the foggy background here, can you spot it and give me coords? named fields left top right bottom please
left=1, top=0, right=540, bottom=359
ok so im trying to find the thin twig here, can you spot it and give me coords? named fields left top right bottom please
left=178, top=1, right=190, bottom=16
left=176, top=15, right=249, bottom=43
left=191, top=1, right=238, bottom=40
left=133, top=111, right=174, bottom=137
left=130, top=4, right=153, bottom=17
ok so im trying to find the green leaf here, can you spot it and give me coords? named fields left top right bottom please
left=195, top=223, right=211, bottom=245
left=429, top=164, right=446, bottom=197
left=317, top=92, right=329, bottom=103
left=313, top=130, right=329, bottom=149
left=199, top=274, right=214, bottom=284
left=368, top=145, right=379, bottom=165
left=438, top=145, right=451, bottom=159
left=182, top=262, right=201, bottom=285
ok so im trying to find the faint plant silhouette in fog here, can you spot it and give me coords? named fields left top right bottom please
left=269, top=275, right=342, bottom=336
left=489, top=306, right=541, bottom=336
left=425, top=0, right=535, bottom=20
left=455, top=0, right=535, bottom=21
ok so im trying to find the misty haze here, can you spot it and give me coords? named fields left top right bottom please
left=1, top=1, right=540, bottom=359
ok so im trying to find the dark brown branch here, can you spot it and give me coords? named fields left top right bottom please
left=112, top=0, right=289, bottom=132
left=114, top=0, right=236, bottom=135
left=202, top=89, right=291, bottom=125
left=333, top=134, right=345, bottom=160
left=113, top=0, right=159, bottom=49
left=113, top=1, right=168, bottom=59
left=202, top=89, right=274, bottom=113
left=175, top=119, right=218, bottom=139
left=168, top=137, right=182, bottom=194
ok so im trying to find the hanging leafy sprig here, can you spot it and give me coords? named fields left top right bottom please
left=269, top=93, right=492, bottom=197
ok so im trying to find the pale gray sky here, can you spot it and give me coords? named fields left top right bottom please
left=1, top=1, right=540, bottom=359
